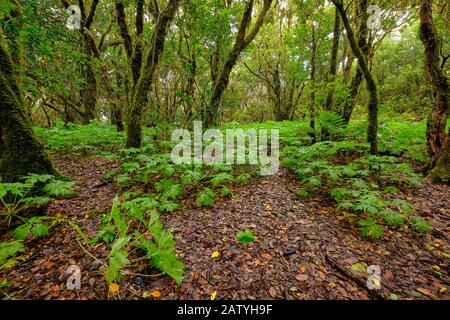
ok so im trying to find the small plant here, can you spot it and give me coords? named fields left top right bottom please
left=196, top=188, right=216, bottom=207
left=220, top=186, right=233, bottom=198
left=296, top=188, right=310, bottom=199
left=410, top=217, right=432, bottom=233
left=93, top=195, right=185, bottom=286
left=211, top=173, right=234, bottom=187
left=0, top=240, right=25, bottom=268
left=236, top=229, right=256, bottom=243
left=0, top=174, right=75, bottom=227
left=358, top=218, right=385, bottom=239
left=12, top=216, right=54, bottom=240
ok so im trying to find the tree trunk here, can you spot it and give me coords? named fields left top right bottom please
left=324, top=7, right=341, bottom=112
left=126, top=0, right=180, bottom=148
left=419, top=0, right=450, bottom=183
left=309, top=23, right=317, bottom=144
left=322, top=8, right=341, bottom=140
left=80, top=57, right=98, bottom=124
left=339, top=1, right=370, bottom=125
left=0, top=40, right=56, bottom=182
left=206, top=0, right=273, bottom=127
left=333, top=0, right=378, bottom=154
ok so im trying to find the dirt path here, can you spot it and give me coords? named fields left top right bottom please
left=1, top=155, right=449, bottom=300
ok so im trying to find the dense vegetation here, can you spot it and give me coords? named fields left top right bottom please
left=0, top=0, right=448, bottom=301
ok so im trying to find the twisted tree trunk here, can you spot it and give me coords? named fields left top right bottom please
left=206, top=0, right=273, bottom=127
left=339, top=1, right=370, bottom=125
left=419, top=0, right=450, bottom=183
left=333, top=0, right=378, bottom=154
left=126, top=0, right=180, bottom=148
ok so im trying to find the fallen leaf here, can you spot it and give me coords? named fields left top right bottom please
left=416, top=287, right=436, bottom=299
left=151, top=290, right=162, bottom=298
left=261, top=253, right=273, bottom=260
left=210, top=290, right=217, bottom=300
left=269, top=287, right=277, bottom=298
left=295, top=274, right=308, bottom=281
left=211, top=251, right=220, bottom=259
left=109, top=283, right=119, bottom=294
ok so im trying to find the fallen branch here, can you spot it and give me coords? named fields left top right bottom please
left=325, top=253, right=387, bottom=300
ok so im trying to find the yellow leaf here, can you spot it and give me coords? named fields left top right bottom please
left=211, top=290, right=217, bottom=300
left=151, top=290, right=162, bottom=298
left=211, top=251, right=220, bottom=259
left=109, top=282, right=119, bottom=294
left=439, top=287, right=446, bottom=294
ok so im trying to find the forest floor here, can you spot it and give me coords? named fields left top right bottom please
left=1, top=153, right=449, bottom=300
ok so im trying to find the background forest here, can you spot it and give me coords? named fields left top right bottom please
left=0, top=0, right=449, bottom=300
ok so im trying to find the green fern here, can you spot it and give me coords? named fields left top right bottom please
left=196, top=188, right=216, bottom=207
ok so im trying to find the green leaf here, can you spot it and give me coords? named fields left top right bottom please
left=381, top=210, right=405, bottom=226
left=0, top=241, right=24, bottom=262
left=220, top=186, right=233, bottom=198
left=12, top=224, right=32, bottom=241
left=43, top=180, right=76, bottom=198
left=351, top=262, right=368, bottom=277
left=211, top=173, right=234, bottom=187
left=31, top=223, right=49, bottom=239
left=410, top=217, right=432, bottom=233
left=296, top=188, right=309, bottom=199
left=162, top=184, right=182, bottom=200
left=196, top=188, right=216, bottom=207
left=23, top=174, right=54, bottom=185
left=111, top=196, right=127, bottom=236
left=358, top=219, right=385, bottom=238
left=236, top=230, right=255, bottom=243
left=159, top=200, right=179, bottom=213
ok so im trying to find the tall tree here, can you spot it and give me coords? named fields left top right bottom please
left=309, top=21, right=317, bottom=143
left=332, top=0, right=379, bottom=154
left=126, top=0, right=181, bottom=148
left=419, top=0, right=449, bottom=183
left=0, top=36, right=56, bottom=182
left=339, top=0, right=371, bottom=124
left=324, top=7, right=340, bottom=112
left=205, top=0, right=273, bottom=127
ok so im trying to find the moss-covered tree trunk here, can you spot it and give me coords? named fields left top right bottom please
left=334, top=0, right=378, bottom=155
left=419, top=0, right=450, bottom=183
left=324, top=7, right=341, bottom=112
left=206, top=0, right=273, bottom=127
left=309, top=22, right=317, bottom=144
left=0, top=40, right=56, bottom=182
left=339, top=0, right=370, bottom=125
left=126, top=0, right=180, bottom=148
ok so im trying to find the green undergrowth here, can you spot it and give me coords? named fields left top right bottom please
left=103, top=145, right=257, bottom=213
left=283, top=141, right=431, bottom=238
left=92, top=195, right=184, bottom=286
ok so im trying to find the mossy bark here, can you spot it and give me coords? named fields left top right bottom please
left=0, top=40, right=56, bottom=182
left=309, top=23, right=317, bottom=144
left=428, top=132, right=450, bottom=184
left=334, top=0, right=378, bottom=154
left=126, top=0, right=181, bottom=148
left=419, top=0, right=450, bottom=183
left=339, top=0, right=370, bottom=125
left=206, top=0, right=273, bottom=127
